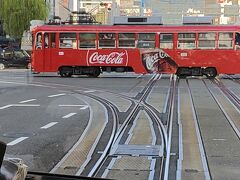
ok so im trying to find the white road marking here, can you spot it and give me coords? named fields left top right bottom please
left=12, top=104, right=40, bottom=107
left=0, top=105, right=13, bottom=110
left=40, top=122, right=58, bottom=129
left=84, top=90, right=95, bottom=93
left=59, top=104, right=86, bottom=107
left=212, top=138, right=226, bottom=141
left=0, top=104, right=40, bottom=109
left=19, top=99, right=37, bottom=103
left=80, top=106, right=89, bottom=110
left=7, top=137, right=29, bottom=146
left=59, top=105, right=88, bottom=110
left=48, top=93, right=66, bottom=98
left=62, top=113, right=77, bottom=119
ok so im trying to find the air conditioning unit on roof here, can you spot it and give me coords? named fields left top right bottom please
left=113, top=16, right=163, bottom=25
left=182, top=16, right=213, bottom=25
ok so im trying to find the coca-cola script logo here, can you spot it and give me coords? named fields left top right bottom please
left=142, top=50, right=170, bottom=73
left=87, top=51, right=128, bottom=65
left=145, top=53, right=159, bottom=71
left=145, top=51, right=169, bottom=70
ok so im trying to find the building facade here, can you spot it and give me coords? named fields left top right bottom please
left=47, top=0, right=240, bottom=25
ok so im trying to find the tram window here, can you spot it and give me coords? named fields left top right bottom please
left=59, top=33, right=77, bottom=49
left=218, top=32, right=233, bottom=49
left=178, top=33, right=196, bottom=49
left=160, top=33, right=173, bottom=49
left=99, top=33, right=116, bottom=48
left=79, top=33, right=96, bottom=48
left=235, top=33, right=240, bottom=50
left=35, top=33, right=42, bottom=49
left=198, top=32, right=216, bottom=49
left=137, top=33, right=155, bottom=48
left=51, top=33, right=56, bottom=48
left=44, top=33, right=49, bottom=48
left=118, top=33, right=135, bottom=48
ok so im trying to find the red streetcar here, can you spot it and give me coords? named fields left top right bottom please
left=31, top=20, right=240, bottom=78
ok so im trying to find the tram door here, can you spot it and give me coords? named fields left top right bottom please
left=34, top=32, right=44, bottom=71
left=43, top=33, right=54, bottom=71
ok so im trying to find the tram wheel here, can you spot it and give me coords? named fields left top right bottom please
left=88, top=67, right=101, bottom=78
left=204, top=67, right=217, bottom=79
left=60, top=71, right=72, bottom=77
left=176, top=68, right=187, bottom=78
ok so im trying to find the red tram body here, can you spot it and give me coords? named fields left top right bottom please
left=31, top=24, right=240, bottom=78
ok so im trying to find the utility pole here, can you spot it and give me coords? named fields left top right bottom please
left=140, top=0, right=144, bottom=16
left=53, top=0, right=55, bottom=16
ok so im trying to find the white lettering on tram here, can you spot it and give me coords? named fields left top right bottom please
left=89, top=52, right=126, bottom=64
left=145, top=53, right=160, bottom=71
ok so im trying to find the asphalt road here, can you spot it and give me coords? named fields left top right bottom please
left=1, top=69, right=240, bottom=180
left=0, top=70, right=153, bottom=172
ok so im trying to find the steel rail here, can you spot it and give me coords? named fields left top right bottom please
left=163, top=75, right=177, bottom=180
left=92, top=74, right=163, bottom=178
left=83, top=74, right=160, bottom=177
left=188, top=79, right=211, bottom=180
left=211, top=78, right=240, bottom=110
left=4, top=73, right=169, bottom=178
left=111, top=74, right=159, bottom=145
left=144, top=103, right=167, bottom=180
left=205, top=79, right=240, bottom=140
left=85, top=97, right=117, bottom=177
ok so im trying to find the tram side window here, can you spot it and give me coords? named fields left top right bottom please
left=218, top=32, right=233, bottom=49
left=160, top=33, right=173, bottom=49
left=118, top=33, right=135, bottom=48
left=79, top=33, right=96, bottom=48
left=35, top=33, right=42, bottom=49
left=59, top=33, right=77, bottom=49
left=44, top=33, right=49, bottom=48
left=137, top=33, right=155, bottom=48
left=235, top=33, right=240, bottom=50
left=51, top=33, right=56, bottom=48
left=99, top=33, right=116, bottom=48
left=198, top=32, right=216, bottom=49
left=178, top=33, right=196, bottom=49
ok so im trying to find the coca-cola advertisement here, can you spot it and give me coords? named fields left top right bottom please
left=87, top=50, right=128, bottom=66
left=141, top=49, right=178, bottom=73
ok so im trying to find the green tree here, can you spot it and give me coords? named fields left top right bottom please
left=0, top=0, right=49, bottom=38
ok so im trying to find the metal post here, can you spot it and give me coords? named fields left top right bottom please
left=140, top=0, right=144, bottom=16
left=53, top=0, right=55, bottom=16
left=73, top=0, right=78, bottom=11
left=110, top=0, right=116, bottom=25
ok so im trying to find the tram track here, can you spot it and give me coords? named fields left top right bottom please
left=0, top=74, right=178, bottom=179
left=185, top=79, right=211, bottom=180
left=76, top=74, right=161, bottom=176
left=77, top=73, right=180, bottom=180
left=2, top=74, right=240, bottom=179
left=92, top=74, right=167, bottom=179
left=204, top=79, right=240, bottom=140
left=176, top=77, right=240, bottom=180
left=36, top=73, right=166, bottom=178
left=96, top=74, right=177, bottom=180
left=210, top=78, right=240, bottom=110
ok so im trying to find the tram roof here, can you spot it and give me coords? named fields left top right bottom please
left=32, top=24, right=240, bottom=33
